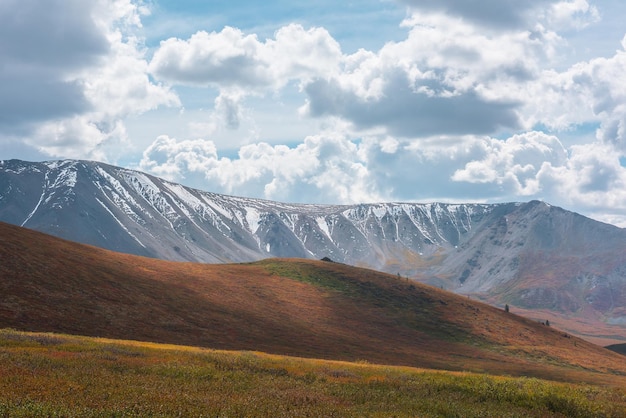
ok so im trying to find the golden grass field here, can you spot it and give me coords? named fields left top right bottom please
left=1, top=329, right=625, bottom=417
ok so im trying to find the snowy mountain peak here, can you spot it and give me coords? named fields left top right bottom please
left=0, top=159, right=506, bottom=264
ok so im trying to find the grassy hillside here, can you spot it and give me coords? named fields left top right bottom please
left=1, top=221, right=626, bottom=386
left=1, top=329, right=625, bottom=417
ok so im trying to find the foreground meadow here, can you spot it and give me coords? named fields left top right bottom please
left=1, top=329, right=625, bottom=417
left=4, top=221, right=626, bottom=385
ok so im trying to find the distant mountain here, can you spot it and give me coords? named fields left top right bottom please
left=1, top=159, right=626, bottom=343
left=2, top=220, right=625, bottom=384
left=0, top=159, right=504, bottom=265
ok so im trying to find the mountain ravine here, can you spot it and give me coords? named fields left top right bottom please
left=2, top=158, right=626, bottom=341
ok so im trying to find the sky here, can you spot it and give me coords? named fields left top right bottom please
left=2, top=0, right=626, bottom=227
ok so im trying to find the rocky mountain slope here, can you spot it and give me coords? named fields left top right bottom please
left=0, top=159, right=503, bottom=267
left=1, top=159, right=626, bottom=342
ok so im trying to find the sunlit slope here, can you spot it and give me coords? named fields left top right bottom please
left=2, top=329, right=626, bottom=417
left=1, top=221, right=625, bottom=384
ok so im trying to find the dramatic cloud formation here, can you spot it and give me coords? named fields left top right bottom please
left=0, top=0, right=178, bottom=159
left=3, top=0, right=626, bottom=226
left=0, top=0, right=107, bottom=127
left=302, top=74, right=521, bottom=137
left=140, top=133, right=376, bottom=204
left=149, top=24, right=342, bottom=88
left=149, top=24, right=341, bottom=129
left=452, top=132, right=568, bottom=196
left=572, top=37, right=626, bottom=148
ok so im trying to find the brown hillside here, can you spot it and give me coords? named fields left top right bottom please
left=1, top=222, right=625, bottom=386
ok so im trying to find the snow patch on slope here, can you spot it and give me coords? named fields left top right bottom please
left=122, top=172, right=179, bottom=227
left=316, top=216, right=332, bottom=241
left=95, top=197, right=146, bottom=248
left=245, top=207, right=261, bottom=234
left=94, top=167, right=148, bottom=225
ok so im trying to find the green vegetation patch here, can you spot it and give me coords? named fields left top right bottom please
left=259, top=259, right=357, bottom=293
left=258, top=259, right=482, bottom=344
left=1, top=329, right=625, bottom=417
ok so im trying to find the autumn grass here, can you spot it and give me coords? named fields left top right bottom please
left=4, top=221, right=626, bottom=391
left=1, top=329, right=625, bottom=417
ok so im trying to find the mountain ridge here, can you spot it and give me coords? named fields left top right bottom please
left=0, top=158, right=530, bottom=265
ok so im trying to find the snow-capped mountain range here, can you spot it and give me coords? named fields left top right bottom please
left=2, top=159, right=626, bottom=340
left=0, top=159, right=503, bottom=268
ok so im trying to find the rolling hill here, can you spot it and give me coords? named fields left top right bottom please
left=1, top=221, right=625, bottom=386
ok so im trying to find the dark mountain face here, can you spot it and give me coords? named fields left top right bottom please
left=2, top=159, right=626, bottom=341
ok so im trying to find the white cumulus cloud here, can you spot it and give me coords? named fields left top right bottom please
left=452, top=132, right=569, bottom=195
left=0, top=0, right=179, bottom=161
left=452, top=133, right=626, bottom=219
left=518, top=36, right=626, bottom=147
left=139, top=133, right=379, bottom=204
left=148, top=24, right=343, bottom=133
left=149, top=24, right=342, bottom=91
left=300, top=10, right=568, bottom=137
left=546, top=0, right=600, bottom=30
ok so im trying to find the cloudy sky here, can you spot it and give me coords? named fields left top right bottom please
left=2, top=0, right=626, bottom=226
